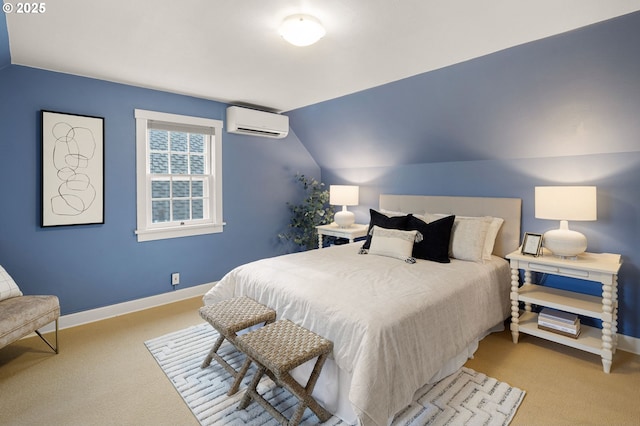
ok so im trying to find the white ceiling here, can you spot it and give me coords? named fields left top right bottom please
left=6, top=0, right=640, bottom=112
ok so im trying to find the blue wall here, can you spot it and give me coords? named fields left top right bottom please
left=288, top=12, right=640, bottom=338
left=0, top=12, right=9, bottom=69
left=0, top=65, right=319, bottom=315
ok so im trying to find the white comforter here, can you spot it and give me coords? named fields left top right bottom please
left=203, top=243, right=511, bottom=426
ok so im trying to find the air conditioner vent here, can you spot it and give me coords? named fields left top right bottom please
left=226, top=106, right=289, bottom=139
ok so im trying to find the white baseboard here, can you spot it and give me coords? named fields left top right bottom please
left=617, top=333, right=640, bottom=355
left=37, top=282, right=214, bottom=334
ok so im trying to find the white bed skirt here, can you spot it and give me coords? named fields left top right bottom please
left=288, top=321, right=505, bottom=425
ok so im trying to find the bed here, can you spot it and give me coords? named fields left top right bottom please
left=203, top=194, right=521, bottom=425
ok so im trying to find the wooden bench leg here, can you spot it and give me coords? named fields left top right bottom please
left=201, top=334, right=225, bottom=368
left=240, top=363, right=290, bottom=425
left=227, top=356, right=251, bottom=396
left=239, top=364, right=266, bottom=410
left=282, top=353, right=332, bottom=424
left=202, top=333, right=252, bottom=396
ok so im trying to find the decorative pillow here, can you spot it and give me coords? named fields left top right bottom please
left=449, top=216, right=492, bottom=262
left=0, top=265, right=23, bottom=301
left=362, top=209, right=412, bottom=250
left=405, top=215, right=455, bottom=263
left=482, top=217, right=504, bottom=260
left=420, top=213, right=502, bottom=262
left=368, top=226, right=418, bottom=263
left=445, top=214, right=504, bottom=260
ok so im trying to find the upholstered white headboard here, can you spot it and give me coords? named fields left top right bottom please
left=379, top=194, right=522, bottom=258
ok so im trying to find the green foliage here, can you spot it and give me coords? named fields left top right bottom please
left=279, top=174, right=334, bottom=251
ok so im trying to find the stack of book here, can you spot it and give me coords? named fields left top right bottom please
left=537, top=307, right=581, bottom=338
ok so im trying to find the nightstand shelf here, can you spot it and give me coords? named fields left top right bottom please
left=519, top=284, right=602, bottom=318
left=506, top=249, right=622, bottom=373
left=518, top=311, right=603, bottom=355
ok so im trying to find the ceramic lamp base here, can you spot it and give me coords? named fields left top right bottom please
left=543, top=220, right=587, bottom=258
left=334, top=209, right=355, bottom=228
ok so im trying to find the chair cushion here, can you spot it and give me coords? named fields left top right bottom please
left=0, top=295, right=60, bottom=349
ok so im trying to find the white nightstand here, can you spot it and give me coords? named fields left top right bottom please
left=506, top=249, right=622, bottom=373
left=316, top=223, right=368, bottom=249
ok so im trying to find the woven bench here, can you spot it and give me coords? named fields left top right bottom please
left=236, top=319, right=334, bottom=425
left=198, top=296, right=276, bottom=396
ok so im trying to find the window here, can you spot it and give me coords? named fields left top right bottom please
left=134, top=109, right=223, bottom=242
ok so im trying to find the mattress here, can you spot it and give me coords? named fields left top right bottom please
left=203, top=243, right=511, bottom=425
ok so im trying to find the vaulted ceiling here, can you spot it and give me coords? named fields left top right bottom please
left=5, top=0, right=640, bottom=112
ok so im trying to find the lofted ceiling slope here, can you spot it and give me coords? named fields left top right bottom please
left=287, top=11, right=640, bottom=169
left=4, top=0, right=640, bottom=112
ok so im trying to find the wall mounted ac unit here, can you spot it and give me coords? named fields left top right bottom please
left=226, top=106, right=289, bottom=139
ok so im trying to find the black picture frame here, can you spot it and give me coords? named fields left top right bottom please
left=41, top=110, right=105, bottom=227
left=521, top=232, right=543, bottom=256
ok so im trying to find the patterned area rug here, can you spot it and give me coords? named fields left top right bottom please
left=145, top=323, right=525, bottom=425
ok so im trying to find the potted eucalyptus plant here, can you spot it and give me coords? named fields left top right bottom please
left=279, top=174, right=334, bottom=251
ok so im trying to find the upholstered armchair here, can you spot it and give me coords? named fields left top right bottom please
left=0, top=265, right=59, bottom=353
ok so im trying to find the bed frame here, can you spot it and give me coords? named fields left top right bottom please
left=204, top=194, right=523, bottom=425
left=379, top=194, right=522, bottom=258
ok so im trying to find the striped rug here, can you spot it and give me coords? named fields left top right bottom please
left=145, top=323, right=525, bottom=425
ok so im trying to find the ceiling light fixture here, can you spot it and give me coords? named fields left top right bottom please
left=278, top=14, right=326, bottom=47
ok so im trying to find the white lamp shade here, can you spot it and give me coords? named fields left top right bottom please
left=535, top=186, right=597, bottom=258
left=330, top=185, right=359, bottom=206
left=278, top=14, right=326, bottom=47
left=535, top=186, right=597, bottom=221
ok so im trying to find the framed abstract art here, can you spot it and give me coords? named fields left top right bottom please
left=41, top=110, right=105, bottom=227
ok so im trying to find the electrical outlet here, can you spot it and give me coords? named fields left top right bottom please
left=171, top=272, right=180, bottom=286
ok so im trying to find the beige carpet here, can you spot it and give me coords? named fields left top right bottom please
left=1, top=296, right=639, bottom=425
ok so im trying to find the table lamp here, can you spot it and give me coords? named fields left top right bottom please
left=330, top=185, right=359, bottom=228
left=535, top=186, right=597, bottom=258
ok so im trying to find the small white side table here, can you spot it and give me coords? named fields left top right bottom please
left=316, top=223, right=368, bottom=249
left=506, top=249, right=622, bottom=373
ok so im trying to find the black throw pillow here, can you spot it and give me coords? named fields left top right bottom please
left=362, top=209, right=412, bottom=250
left=405, top=215, right=455, bottom=263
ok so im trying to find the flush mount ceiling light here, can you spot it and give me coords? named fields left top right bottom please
left=278, top=14, right=326, bottom=47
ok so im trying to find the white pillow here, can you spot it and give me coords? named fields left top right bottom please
left=449, top=216, right=492, bottom=262
left=0, top=265, right=23, bottom=301
left=421, top=213, right=502, bottom=261
left=482, top=217, right=504, bottom=260
left=368, top=226, right=418, bottom=262
left=448, top=215, right=503, bottom=260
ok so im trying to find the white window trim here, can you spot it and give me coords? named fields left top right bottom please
left=134, top=109, right=224, bottom=242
